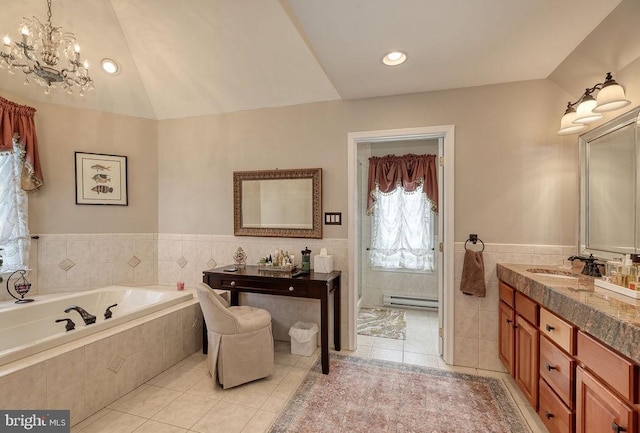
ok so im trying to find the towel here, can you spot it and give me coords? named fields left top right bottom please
left=460, top=249, right=486, bottom=297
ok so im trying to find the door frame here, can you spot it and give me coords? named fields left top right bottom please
left=347, top=125, right=455, bottom=364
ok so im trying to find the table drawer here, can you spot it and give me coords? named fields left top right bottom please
left=515, top=291, right=538, bottom=326
left=499, top=281, right=515, bottom=308
left=540, top=308, right=575, bottom=355
left=539, top=335, right=575, bottom=408
left=538, top=378, right=573, bottom=433
left=577, top=331, right=639, bottom=403
left=221, top=278, right=309, bottom=296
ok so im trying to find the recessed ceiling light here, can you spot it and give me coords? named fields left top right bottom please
left=101, top=58, right=120, bottom=75
left=382, top=51, right=407, bottom=66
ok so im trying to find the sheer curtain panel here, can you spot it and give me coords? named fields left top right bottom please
left=0, top=138, right=30, bottom=272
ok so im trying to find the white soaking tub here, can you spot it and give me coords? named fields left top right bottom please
left=0, top=286, right=193, bottom=367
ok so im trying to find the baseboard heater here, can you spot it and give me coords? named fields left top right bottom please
left=383, top=294, right=438, bottom=310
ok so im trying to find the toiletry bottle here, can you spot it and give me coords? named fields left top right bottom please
left=620, top=254, right=633, bottom=288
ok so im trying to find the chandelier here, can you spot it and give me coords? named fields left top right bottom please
left=557, top=72, right=631, bottom=135
left=0, top=0, right=94, bottom=95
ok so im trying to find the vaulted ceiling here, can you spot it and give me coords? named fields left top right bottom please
left=0, top=0, right=631, bottom=120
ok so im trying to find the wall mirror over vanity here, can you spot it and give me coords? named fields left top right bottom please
left=233, top=168, right=322, bottom=238
left=580, top=106, right=640, bottom=259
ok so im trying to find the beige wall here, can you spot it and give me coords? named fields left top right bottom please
left=0, top=90, right=159, bottom=234
left=158, top=78, right=577, bottom=245
left=6, top=58, right=640, bottom=251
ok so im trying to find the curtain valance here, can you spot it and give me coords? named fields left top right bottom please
left=0, top=96, right=43, bottom=191
left=367, top=153, right=438, bottom=214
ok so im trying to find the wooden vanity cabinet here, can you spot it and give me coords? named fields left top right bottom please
left=514, top=292, right=539, bottom=410
left=498, top=282, right=539, bottom=410
left=498, top=282, right=516, bottom=376
left=538, top=309, right=577, bottom=433
left=498, top=278, right=640, bottom=433
left=575, top=331, right=638, bottom=433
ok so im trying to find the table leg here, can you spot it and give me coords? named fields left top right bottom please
left=320, top=289, right=330, bottom=374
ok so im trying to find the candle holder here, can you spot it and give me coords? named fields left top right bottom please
left=6, top=269, right=34, bottom=304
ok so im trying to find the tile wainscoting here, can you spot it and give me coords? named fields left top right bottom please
left=453, top=242, right=576, bottom=370
left=11, top=233, right=575, bottom=370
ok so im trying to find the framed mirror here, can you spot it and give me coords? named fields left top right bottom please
left=579, top=106, right=640, bottom=258
left=233, top=168, right=322, bottom=238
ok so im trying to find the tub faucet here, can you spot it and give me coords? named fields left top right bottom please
left=64, top=305, right=97, bottom=325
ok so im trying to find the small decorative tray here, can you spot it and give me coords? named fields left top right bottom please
left=257, top=264, right=297, bottom=273
left=594, top=279, right=640, bottom=299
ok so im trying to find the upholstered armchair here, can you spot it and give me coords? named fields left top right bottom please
left=196, top=282, right=274, bottom=389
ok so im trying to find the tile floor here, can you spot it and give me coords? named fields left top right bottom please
left=71, top=309, right=548, bottom=433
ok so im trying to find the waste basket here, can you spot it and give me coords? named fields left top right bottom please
left=288, top=321, right=318, bottom=356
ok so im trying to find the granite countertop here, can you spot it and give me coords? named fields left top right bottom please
left=496, top=263, right=640, bottom=365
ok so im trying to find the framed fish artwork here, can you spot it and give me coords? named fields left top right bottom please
left=75, top=152, right=128, bottom=205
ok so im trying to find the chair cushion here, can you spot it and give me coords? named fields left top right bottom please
left=228, top=306, right=272, bottom=333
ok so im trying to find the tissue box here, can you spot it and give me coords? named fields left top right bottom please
left=314, top=255, right=334, bottom=273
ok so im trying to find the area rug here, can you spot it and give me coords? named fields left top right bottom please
left=269, top=354, right=529, bottom=433
left=357, top=307, right=407, bottom=339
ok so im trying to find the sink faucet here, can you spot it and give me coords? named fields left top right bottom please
left=567, top=254, right=602, bottom=277
left=64, top=305, right=97, bottom=325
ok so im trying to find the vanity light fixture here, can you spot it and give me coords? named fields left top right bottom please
left=382, top=51, right=407, bottom=66
left=557, top=72, right=631, bottom=135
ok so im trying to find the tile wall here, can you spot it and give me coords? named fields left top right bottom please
left=9, top=233, right=576, bottom=371
left=453, top=242, right=576, bottom=371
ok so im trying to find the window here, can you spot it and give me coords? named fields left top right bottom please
left=0, top=140, right=30, bottom=273
left=369, top=184, right=435, bottom=271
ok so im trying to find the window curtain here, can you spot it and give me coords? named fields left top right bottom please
left=367, top=153, right=437, bottom=215
left=0, top=138, right=30, bottom=272
left=0, top=96, right=43, bottom=191
left=368, top=154, right=438, bottom=272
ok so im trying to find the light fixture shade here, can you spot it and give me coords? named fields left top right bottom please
left=573, top=96, right=603, bottom=124
left=557, top=110, right=587, bottom=135
left=593, top=83, right=631, bottom=112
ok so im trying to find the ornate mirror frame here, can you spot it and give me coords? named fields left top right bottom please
left=233, top=168, right=322, bottom=238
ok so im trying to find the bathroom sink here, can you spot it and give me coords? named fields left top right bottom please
left=526, top=268, right=577, bottom=279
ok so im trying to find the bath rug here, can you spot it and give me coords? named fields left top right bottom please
left=269, top=354, right=529, bottom=433
left=357, top=307, right=406, bottom=339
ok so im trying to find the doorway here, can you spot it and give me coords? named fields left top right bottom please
left=347, top=125, right=455, bottom=364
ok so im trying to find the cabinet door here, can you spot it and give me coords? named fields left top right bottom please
left=499, top=301, right=515, bottom=376
left=516, top=314, right=539, bottom=410
left=576, top=366, right=635, bottom=433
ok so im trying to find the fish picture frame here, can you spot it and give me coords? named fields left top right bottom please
left=75, top=152, right=128, bottom=206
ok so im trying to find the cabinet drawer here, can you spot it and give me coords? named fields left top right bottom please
left=577, top=331, right=639, bottom=403
left=221, top=278, right=308, bottom=297
left=515, top=291, right=538, bottom=326
left=540, top=308, right=575, bottom=355
left=499, top=281, right=515, bottom=307
left=539, top=335, right=575, bottom=408
left=538, top=378, right=573, bottom=433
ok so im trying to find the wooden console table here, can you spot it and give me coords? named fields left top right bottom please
left=203, top=265, right=341, bottom=374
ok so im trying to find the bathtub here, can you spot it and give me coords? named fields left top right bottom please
left=0, top=286, right=193, bottom=367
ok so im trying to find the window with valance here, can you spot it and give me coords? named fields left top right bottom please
left=0, top=96, right=43, bottom=272
left=367, top=153, right=438, bottom=272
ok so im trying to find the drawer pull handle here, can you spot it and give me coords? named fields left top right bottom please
left=289, top=286, right=294, bottom=292
left=544, top=411, right=554, bottom=420
left=545, top=324, right=555, bottom=332
left=612, top=422, right=626, bottom=432
left=230, top=281, right=236, bottom=287
left=506, top=319, right=513, bottom=324
left=545, top=363, right=556, bottom=371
